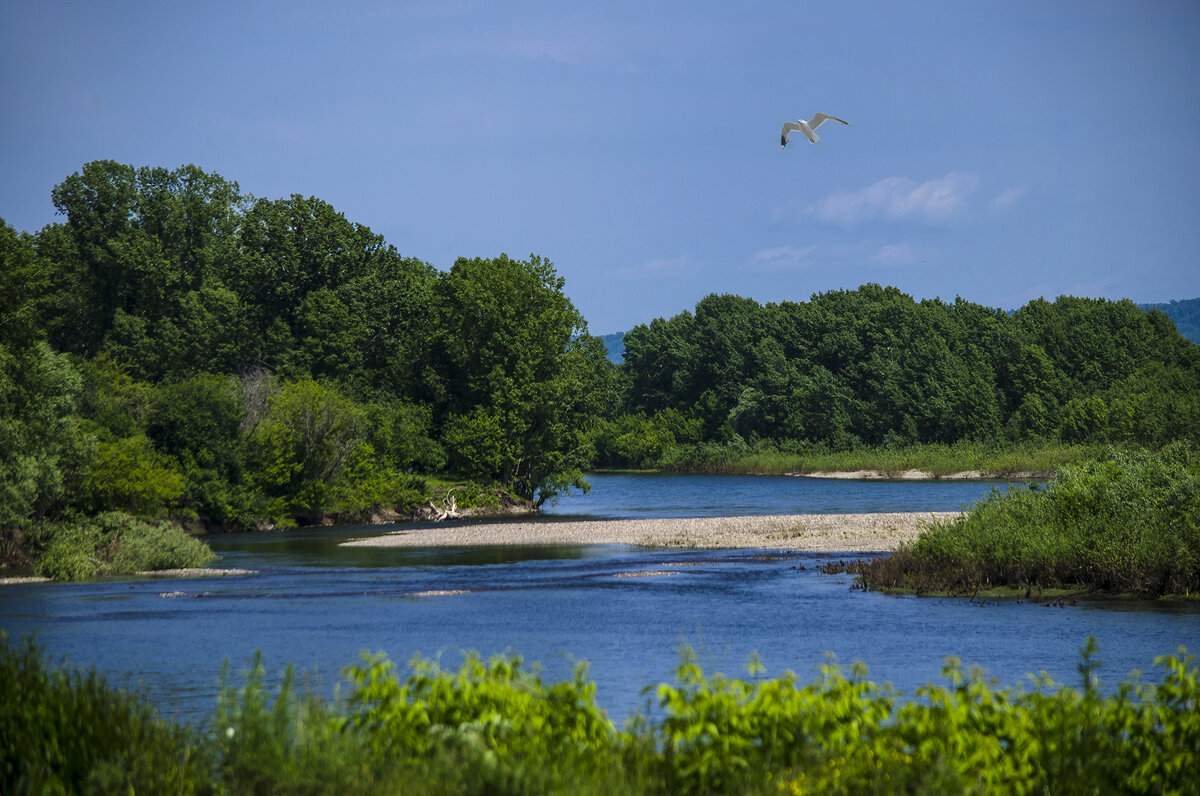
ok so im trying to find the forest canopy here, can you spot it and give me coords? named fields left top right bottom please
left=0, top=162, right=614, bottom=572
left=598, top=285, right=1200, bottom=468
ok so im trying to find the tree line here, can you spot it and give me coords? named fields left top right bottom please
left=594, top=284, right=1200, bottom=467
left=1, top=161, right=613, bottom=572
left=2, top=160, right=1198, bottom=572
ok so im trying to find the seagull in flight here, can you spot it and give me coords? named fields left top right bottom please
left=781, top=113, right=851, bottom=147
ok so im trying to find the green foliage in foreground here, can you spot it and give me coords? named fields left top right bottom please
left=845, top=444, right=1200, bottom=597
left=4, top=634, right=1199, bottom=795
left=0, top=635, right=210, bottom=794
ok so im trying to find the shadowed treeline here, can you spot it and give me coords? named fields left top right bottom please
left=594, top=286, right=1199, bottom=469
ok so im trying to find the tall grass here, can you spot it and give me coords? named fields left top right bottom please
left=4, top=634, right=1199, bottom=795
left=32, top=511, right=215, bottom=581
left=661, top=441, right=1100, bottom=478
left=843, top=443, right=1200, bottom=596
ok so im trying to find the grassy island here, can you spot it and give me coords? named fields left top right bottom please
left=835, top=444, right=1200, bottom=598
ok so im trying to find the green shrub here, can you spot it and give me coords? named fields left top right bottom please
left=846, top=444, right=1200, bottom=596
left=3, top=635, right=1198, bottom=795
left=213, top=652, right=396, bottom=795
left=34, top=511, right=215, bottom=580
left=81, top=434, right=186, bottom=516
left=0, top=634, right=209, bottom=794
left=342, top=650, right=622, bottom=789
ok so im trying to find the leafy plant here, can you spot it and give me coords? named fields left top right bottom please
left=4, top=634, right=1198, bottom=795
left=34, top=511, right=214, bottom=580
left=0, top=634, right=210, bottom=794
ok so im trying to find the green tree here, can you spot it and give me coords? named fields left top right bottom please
left=44, top=161, right=245, bottom=357
left=79, top=436, right=186, bottom=518
left=234, top=194, right=438, bottom=395
left=433, top=254, right=611, bottom=503
left=784, top=364, right=856, bottom=446
left=0, top=341, right=86, bottom=533
left=0, top=220, right=51, bottom=348
left=147, top=374, right=253, bottom=526
left=622, top=311, right=698, bottom=414
left=366, top=400, right=445, bottom=473
left=245, top=376, right=368, bottom=522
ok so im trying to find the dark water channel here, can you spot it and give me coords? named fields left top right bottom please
left=2, top=474, right=1197, bottom=723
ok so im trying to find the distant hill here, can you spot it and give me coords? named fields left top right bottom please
left=599, top=332, right=625, bottom=364
left=1140, top=298, right=1200, bottom=343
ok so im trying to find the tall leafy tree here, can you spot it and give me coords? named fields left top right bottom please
left=45, top=161, right=245, bottom=360
left=0, top=221, right=89, bottom=547
left=234, top=195, right=438, bottom=396
left=244, top=376, right=368, bottom=522
left=432, top=254, right=611, bottom=502
left=614, top=283, right=1200, bottom=454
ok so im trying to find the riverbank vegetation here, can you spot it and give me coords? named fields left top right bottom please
left=3, top=634, right=1197, bottom=795
left=595, top=284, right=1199, bottom=469
left=633, top=440, right=1097, bottom=478
left=3, top=160, right=1198, bottom=578
left=836, top=444, right=1200, bottom=598
left=1, top=162, right=613, bottom=575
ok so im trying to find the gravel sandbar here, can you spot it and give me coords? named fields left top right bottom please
left=341, top=512, right=958, bottom=552
left=135, top=568, right=257, bottom=578
left=801, top=470, right=1049, bottom=480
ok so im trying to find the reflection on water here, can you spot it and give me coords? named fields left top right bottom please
left=1, top=475, right=1196, bottom=724
left=207, top=521, right=604, bottom=571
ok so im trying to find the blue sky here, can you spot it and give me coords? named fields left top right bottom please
left=3, top=1, right=1198, bottom=334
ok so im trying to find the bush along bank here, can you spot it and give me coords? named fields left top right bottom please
left=834, top=443, right=1200, bottom=598
left=2, top=479, right=532, bottom=581
left=2, top=634, right=1198, bottom=795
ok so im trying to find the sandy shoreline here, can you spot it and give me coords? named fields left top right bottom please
left=2, top=513, right=959, bottom=585
left=342, top=512, right=959, bottom=553
left=800, top=469, right=1049, bottom=480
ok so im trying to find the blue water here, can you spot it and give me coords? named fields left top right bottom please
left=2, top=474, right=1196, bottom=724
left=543, top=472, right=1019, bottom=517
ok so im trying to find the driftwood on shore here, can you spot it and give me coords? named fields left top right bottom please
left=421, top=491, right=460, bottom=522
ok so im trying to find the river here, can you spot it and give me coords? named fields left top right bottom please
left=2, top=474, right=1197, bottom=724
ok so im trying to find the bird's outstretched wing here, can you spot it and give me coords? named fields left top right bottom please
left=780, top=121, right=802, bottom=147
left=809, top=113, right=850, bottom=130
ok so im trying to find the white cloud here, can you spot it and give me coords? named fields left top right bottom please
left=748, top=241, right=924, bottom=271
left=810, top=171, right=980, bottom=226
left=614, top=254, right=694, bottom=279
left=870, top=242, right=919, bottom=266
left=987, top=186, right=1025, bottom=215
left=750, top=245, right=818, bottom=271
